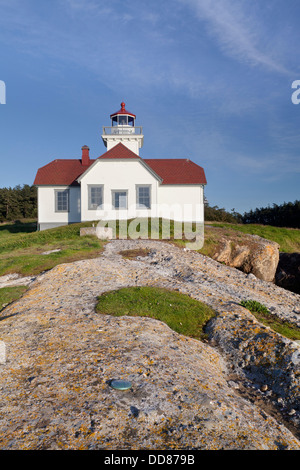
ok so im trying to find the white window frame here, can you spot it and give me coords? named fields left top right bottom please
left=55, top=189, right=69, bottom=212
left=136, top=184, right=151, bottom=209
left=112, top=190, right=128, bottom=210
left=88, top=184, right=103, bottom=210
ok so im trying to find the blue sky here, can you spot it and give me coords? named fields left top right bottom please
left=0, top=0, right=299, bottom=214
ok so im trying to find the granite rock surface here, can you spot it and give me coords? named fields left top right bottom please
left=0, top=239, right=299, bottom=450
left=212, top=233, right=280, bottom=282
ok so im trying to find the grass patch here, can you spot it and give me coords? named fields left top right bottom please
left=0, top=221, right=106, bottom=277
left=0, top=219, right=37, bottom=235
left=96, top=286, right=216, bottom=341
left=240, top=299, right=300, bottom=341
left=240, top=299, right=270, bottom=315
left=1, top=218, right=298, bottom=281
left=0, top=285, right=28, bottom=312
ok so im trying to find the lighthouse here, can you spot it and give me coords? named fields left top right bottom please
left=101, top=102, right=144, bottom=155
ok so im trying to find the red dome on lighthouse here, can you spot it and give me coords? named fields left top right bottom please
left=110, top=102, right=136, bottom=119
left=102, top=101, right=143, bottom=153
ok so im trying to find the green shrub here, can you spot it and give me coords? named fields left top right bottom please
left=240, top=299, right=269, bottom=314
left=240, top=299, right=300, bottom=341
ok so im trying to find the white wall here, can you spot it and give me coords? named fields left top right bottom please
left=157, top=185, right=204, bottom=222
left=80, top=159, right=159, bottom=221
left=37, top=186, right=81, bottom=229
left=80, top=160, right=204, bottom=223
left=104, top=136, right=142, bottom=155
left=37, top=164, right=205, bottom=231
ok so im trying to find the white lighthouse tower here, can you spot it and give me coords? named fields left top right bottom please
left=101, top=102, right=144, bottom=155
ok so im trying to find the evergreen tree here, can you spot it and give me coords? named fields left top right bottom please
left=242, top=200, right=300, bottom=228
left=0, top=185, right=37, bottom=222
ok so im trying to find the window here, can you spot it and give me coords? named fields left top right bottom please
left=118, top=115, right=127, bottom=126
left=136, top=185, right=151, bottom=209
left=128, top=116, right=134, bottom=127
left=112, top=191, right=127, bottom=210
left=55, top=189, right=69, bottom=212
left=88, top=185, right=103, bottom=210
left=112, top=115, right=135, bottom=126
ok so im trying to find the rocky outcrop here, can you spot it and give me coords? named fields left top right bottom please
left=206, top=303, right=300, bottom=413
left=0, top=273, right=36, bottom=288
left=212, top=234, right=280, bottom=282
left=0, top=240, right=299, bottom=450
left=276, top=252, right=300, bottom=295
left=80, top=226, right=114, bottom=239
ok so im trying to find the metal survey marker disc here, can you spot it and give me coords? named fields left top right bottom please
left=110, top=379, right=132, bottom=390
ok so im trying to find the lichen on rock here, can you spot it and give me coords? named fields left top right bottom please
left=0, top=239, right=299, bottom=450
left=212, top=234, right=280, bottom=282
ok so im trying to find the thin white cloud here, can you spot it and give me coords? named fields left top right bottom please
left=0, top=0, right=294, bottom=102
left=64, top=0, right=105, bottom=12
left=178, top=0, right=291, bottom=75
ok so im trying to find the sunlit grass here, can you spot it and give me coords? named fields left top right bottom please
left=96, top=286, right=216, bottom=341
left=0, top=285, right=28, bottom=312
left=0, top=222, right=105, bottom=276
left=0, top=219, right=299, bottom=279
left=240, top=299, right=300, bottom=341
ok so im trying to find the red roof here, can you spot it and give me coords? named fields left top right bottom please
left=110, top=102, right=136, bottom=119
left=98, top=143, right=141, bottom=159
left=33, top=159, right=95, bottom=186
left=145, top=158, right=207, bottom=185
left=34, top=143, right=206, bottom=186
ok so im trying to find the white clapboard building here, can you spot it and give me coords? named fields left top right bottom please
left=34, top=102, right=207, bottom=232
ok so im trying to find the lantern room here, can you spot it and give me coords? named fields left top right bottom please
left=102, top=102, right=144, bottom=154
left=110, top=102, right=136, bottom=127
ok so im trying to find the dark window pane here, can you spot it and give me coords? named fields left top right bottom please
left=113, top=191, right=127, bottom=209
left=118, top=115, right=127, bottom=125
